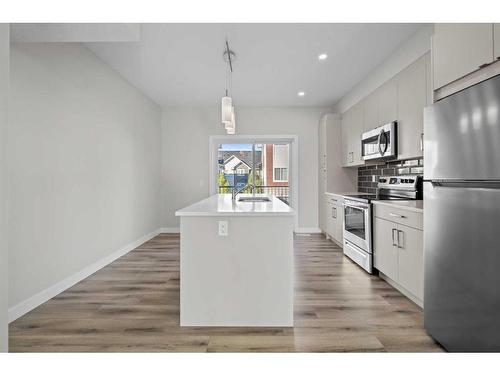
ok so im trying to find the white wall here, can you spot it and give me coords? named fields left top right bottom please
left=8, top=43, right=162, bottom=315
left=161, top=106, right=330, bottom=231
left=333, top=25, right=433, bottom=113
left=0, top=24, right=9, bottom=352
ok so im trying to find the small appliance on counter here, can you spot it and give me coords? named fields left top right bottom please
left=342, top=175, right=422, bottom=273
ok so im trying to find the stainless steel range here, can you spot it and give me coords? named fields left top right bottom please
left=342, top=175, right=422, bottom=273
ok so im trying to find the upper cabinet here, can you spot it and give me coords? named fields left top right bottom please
left=340, top=110, right=352, bottom=166
left=341, top=104, right=364, bottom=167
left=363, top=92, right=378, bottom=132
left=494, top=24, right=500, bottom=61
left=341, top=52, right=430, bottom=166
left=433, top=24, right=494, bottom=90
left=378, top=77, right=398, bottom=126
left=350, top=103, right=364, bottom=166
left=397, top=54, right=429, bottom=160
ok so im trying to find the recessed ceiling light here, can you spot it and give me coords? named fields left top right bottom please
left=318, top=53, right=328, bottom=60
left=297, top=91, right=305, bottom=97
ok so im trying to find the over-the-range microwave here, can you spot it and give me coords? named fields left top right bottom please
left=361, top=121, right=397, bottom=161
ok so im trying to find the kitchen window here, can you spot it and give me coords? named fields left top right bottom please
left=215, top=141, right=291, bottom=205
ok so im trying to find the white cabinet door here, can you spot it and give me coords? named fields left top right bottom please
left=325, top=201, right=335, bottom=237
left=397, top=224, right=424, bottom=301
left=341, top=110, right=352, bottom=167
left=378, top=77, right=398, bottom=126
left=397, top=54, right=428, bottom=160
left=494, top=24, right=500, bottom=61
left=319, top=193, right=327, bottom=232
left=373, top=217, right=398, bottom=280
left=433, top=23, right=494, bottom=89
left=350, top=103, right=364, bottom=166
left=333, top=203, right=344, bottom=244
left=363, top=91, right=379, bottom=131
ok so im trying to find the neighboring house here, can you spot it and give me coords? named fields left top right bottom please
left=218, top=150, right=263, bottom=188
left=222, top=155, right=251, bottom=175
left=217, top=147, right=288, bottom=192
left=262, top=144, right=289, bottom=187
left=218, top=150, right=262, bottom=171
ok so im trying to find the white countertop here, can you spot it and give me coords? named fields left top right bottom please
left=372, top=200, right=423, bottom=213
left=175, top=194, right=295, bottom=217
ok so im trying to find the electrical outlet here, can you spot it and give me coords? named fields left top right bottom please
left=218, top=221, right=228, bottom=236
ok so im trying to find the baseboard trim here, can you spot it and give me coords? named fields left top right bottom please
left=379, top=272, right=423, bottom=309
left=8, top=228, right=162, bottom=323
left=294, top=227, right=322, bottom=234
left=160, top=227, right=180, bottom=233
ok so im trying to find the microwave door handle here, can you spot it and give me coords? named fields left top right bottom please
left=377, top=129, right=383, bottom=155
left=378, top=129, right=389, bottom=156
left=383, top=132, right=389, bottom=154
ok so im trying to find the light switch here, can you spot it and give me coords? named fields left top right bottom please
left=218, top=221, right=228, bottom=236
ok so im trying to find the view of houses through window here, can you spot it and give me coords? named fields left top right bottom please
left=218, top=143, right=290, bottom=205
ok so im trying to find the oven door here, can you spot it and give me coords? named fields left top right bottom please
left=343, top=201, right=372, bottom=252
left=362, top=122, right=397, bottom=160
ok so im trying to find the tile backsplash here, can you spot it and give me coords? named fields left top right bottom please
left=358, top=158, right=424, bottom=193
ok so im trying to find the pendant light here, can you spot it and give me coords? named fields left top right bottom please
left=221, top=95, right=232, bottom=124
left=222, top=40, right=236, bottom=134
left=225, top=106, right=235, bottom=134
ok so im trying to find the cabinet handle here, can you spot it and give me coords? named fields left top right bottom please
left=420, top=133, right=424, bottom=151
left=397, top=230, right=404, bottom=249
left=391, top=228, right=397, bottom=246
left=332, top=207, right=337, bottom=218
left=389, top=212, right=407, bottom=219
left=479, top=63, right=490, bottom=69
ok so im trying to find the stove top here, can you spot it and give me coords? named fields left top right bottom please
left=344, top=175, right=423, bottom=204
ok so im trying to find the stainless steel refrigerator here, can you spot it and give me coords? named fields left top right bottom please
left=424, top=74, right=500, bottom=352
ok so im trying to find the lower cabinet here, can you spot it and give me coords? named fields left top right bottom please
left=373, top=217, right=399, bottom=281
left=373, top=216, right=423, bottom=305
left=324, top=195, right=343, bottom=245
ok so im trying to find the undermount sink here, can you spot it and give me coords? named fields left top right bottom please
left=238, top=196, right=271, bottom=202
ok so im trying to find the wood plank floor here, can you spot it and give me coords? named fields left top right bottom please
left=9, top=233, right=443, bottom=352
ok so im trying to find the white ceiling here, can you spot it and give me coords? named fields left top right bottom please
left=80, top=24, right=422, bottom=107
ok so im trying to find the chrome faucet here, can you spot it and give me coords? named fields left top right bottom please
left=231, top=165, right=254, bottom=201
left=232, top=183, right=249, bottom=201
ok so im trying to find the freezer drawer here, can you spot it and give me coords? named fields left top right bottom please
left=424, top=74, right=500, bottom=181
left=424, top=182, right=500, bottom=351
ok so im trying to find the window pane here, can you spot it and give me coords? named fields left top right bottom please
left=217, top=142, right=290, bottom=206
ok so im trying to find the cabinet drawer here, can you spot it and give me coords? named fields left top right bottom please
left=373, top=204, right=423, bottom=230
left=324, top=194, right=344, bottom=205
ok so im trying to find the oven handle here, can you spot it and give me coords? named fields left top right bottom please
left=343, top=202, right=370, bottom=211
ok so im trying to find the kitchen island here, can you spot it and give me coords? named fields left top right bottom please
left=175, top=194, right=295, bottom=327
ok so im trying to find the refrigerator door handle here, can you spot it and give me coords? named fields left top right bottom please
left=428, top=180, right=500, bottom=189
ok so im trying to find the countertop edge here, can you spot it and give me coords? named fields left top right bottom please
left=175, top=194, right=295, bottom=217
left=176, top=212, right=295, bottom=217
left=371, top=200, right=423, bottom=213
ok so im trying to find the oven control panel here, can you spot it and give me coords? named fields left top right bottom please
left=378, top=175, right=422, bottom=190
